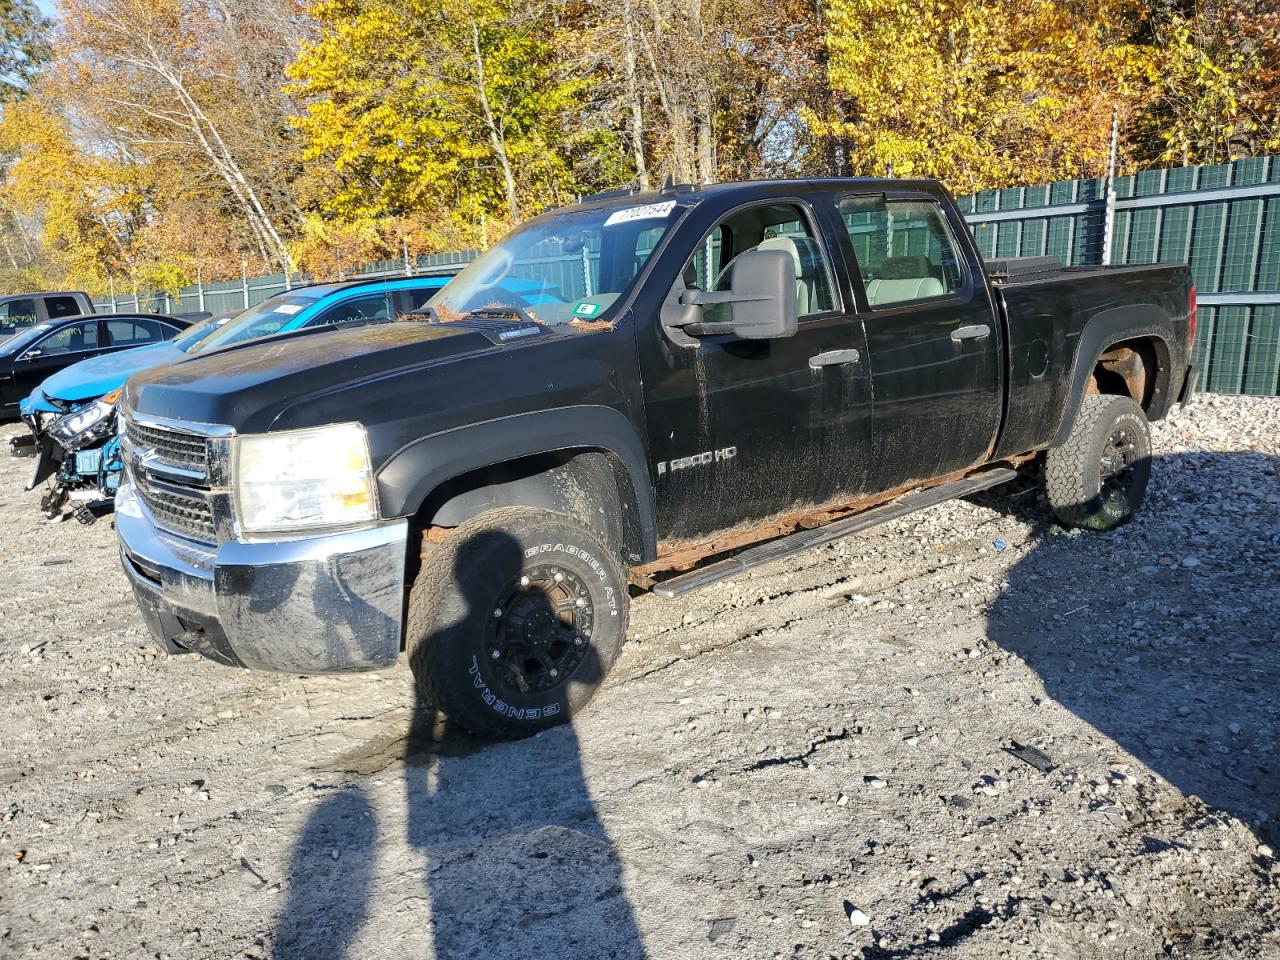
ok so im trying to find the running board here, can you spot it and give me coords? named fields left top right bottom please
left=652, top=467, right=1018, bottom=599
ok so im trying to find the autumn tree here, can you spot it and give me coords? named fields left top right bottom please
left=57, top=0, right=308, bottom=272
left=1124, top=0, right=1280, bottom=166
left=289, top=0, right=593, bottom=245
left=817, top=0, right=1150, bottom=192
left=0, top=0, right=49, bottom=102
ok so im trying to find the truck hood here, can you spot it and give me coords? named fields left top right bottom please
left=122, top=320, right=530, bottom=432
left=42, top=341, right=183, bottom=404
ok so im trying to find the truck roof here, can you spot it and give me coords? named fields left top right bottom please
left=572, top=176, right=946, bottom=212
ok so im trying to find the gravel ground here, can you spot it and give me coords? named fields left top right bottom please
left=1, top=394, right=1277, bottom=960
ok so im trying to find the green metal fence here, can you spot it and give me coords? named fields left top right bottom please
left=97, top=155, right=1280, bottom=396
left=956, top=156, right=1280, bottom=397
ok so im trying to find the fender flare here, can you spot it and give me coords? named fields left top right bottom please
left=376, top=405, right=658, bottom=563
left=1051, top=304, right=1176, bottom=447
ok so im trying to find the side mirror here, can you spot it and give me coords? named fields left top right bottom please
left=672, top=249, right=798, bottom=339
left=19, top=348, right=42, bottom=360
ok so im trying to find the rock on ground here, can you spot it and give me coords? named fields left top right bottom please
left=0, top=394, right=1277, bottom=959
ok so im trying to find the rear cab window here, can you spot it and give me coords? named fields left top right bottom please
left=44, top=296, right=83, bottom=320
left=839, top=195, right=967, bottom=308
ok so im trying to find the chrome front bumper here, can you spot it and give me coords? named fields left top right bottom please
left=115, top=482, right=408, bottom=673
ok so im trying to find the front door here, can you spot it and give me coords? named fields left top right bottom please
left=835, top=192, right=1002, bottom=491
left=11, top=320, right=106, bottom=402
left=638, top=198, right=873, bottom=542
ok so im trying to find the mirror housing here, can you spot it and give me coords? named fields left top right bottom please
left=674, top=248, right=797, bottom=339
left=18, top=348, right=42, bottom=360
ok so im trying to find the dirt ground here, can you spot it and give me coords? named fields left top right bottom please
left=1, top=395, right=1277, bottom=960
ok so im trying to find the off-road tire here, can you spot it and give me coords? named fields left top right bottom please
left=1045, top=394, right=1152, bottom=530
left=406, top=506, right=629, bottom=739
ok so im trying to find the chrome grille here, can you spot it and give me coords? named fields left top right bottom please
left=125, top=418, right=218, bottom=543
left=126, top=420, right=209, bottom=472
left=136, top=476, right=216, bottom=542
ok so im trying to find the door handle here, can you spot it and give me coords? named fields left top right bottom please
left=950, top=324, right=991, bottom=342
left=809, top=348, right=860, bottom=368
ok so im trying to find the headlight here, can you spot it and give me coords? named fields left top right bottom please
left=234, top=423, right=378, bottom=535
left=47, top=389, right=122, bottom=451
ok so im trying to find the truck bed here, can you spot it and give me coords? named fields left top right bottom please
left=988, top=259, right=1194, bottom=460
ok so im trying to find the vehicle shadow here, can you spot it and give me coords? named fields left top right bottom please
left=272, top=529, right=646, bottom=960
left=982, top=450, right=1279, bottom=845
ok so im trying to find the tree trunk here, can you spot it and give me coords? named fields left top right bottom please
left=622, top=0, right=650, bottom=189
left=470, top=19, right=521, bottom=225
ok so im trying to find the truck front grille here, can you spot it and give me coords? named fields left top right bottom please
left=136, top=477, right=216, bottom=542
left=126, top=421, right=209, bottom=472
left=125, top=419, right=218, bottom=543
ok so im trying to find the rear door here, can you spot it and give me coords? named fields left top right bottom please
left=105, top=317, right=168, bottom=352
left=834, top=191, right=1002, bottom=491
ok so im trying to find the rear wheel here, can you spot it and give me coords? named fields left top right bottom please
left=1045, top=394, right=1152, bottom=530
left=406, top=507, right=629, bottom=738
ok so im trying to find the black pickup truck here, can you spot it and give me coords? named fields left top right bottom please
left=115, top=178, right=1196, bottom=737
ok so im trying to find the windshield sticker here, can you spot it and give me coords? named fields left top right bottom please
left=272, top=303, right=305, bottom=315
left=603, top=200, right=676, bottom=227
left=573, top=302, right=601, bottom=317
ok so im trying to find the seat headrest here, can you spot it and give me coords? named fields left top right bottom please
left=757, top=235, right=802, bottom=278
left=878, top=255, right=938, bottom=280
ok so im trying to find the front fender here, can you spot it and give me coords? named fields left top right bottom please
left=376, top=405, right=657, bottom=563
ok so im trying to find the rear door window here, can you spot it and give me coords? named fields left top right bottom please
left=839, top=196, right=966, bottom=307
left=107, top=318, right=164, bottom=347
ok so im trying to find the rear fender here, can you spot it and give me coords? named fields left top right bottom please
left=1052, top=306, right=1175, bottom=446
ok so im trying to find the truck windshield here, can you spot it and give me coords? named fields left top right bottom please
left=192, top=293, right=322, bottom=353
left=427, top=199, right=683, bottom=326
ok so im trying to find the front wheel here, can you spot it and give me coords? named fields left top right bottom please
left=406, top=507, right=629, bottom=738
left=1045, top=394, right=1152, bottom=530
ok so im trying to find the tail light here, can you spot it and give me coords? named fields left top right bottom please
left=1188, top=285, right=1197, bottom=346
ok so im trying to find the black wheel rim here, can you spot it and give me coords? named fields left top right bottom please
left=1099, top=423, right=1139, bottom=512
left=484, top=563, right=594, bottom=698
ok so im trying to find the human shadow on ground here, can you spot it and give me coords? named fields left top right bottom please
left=274, top=528, right=646, bottom=960
left=980, top=450, right=1279, bottom=845
left=401, top=529, right=646, bottom=959
left=273, top=787, right=376, bottom=959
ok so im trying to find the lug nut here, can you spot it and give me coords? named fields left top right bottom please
left=554, top=572, right=564, bottom=583
left=490, top=649, right=500, bottom=659
left=573, top=637, right=583, bottom=646
left=493, top=608, right=503, bottom=618
left=520, top=576, right=530, bottom=587
left=549, top=668, right=559, bottom=678
left=575, top=597, right=586, bottom=608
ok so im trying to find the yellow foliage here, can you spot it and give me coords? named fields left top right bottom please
left=818, top=0, right=1152, bottom=192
